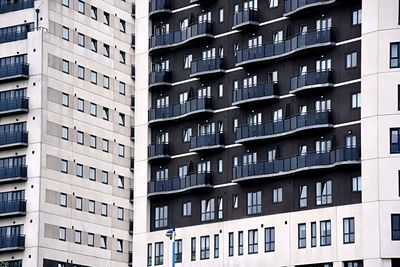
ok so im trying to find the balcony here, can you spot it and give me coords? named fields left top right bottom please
left=0, top=166, right=27, bottom=183
left=129, top=220, right=133, bottom=234
left=149, top=97, right=213, bottom=125
left=190, top=133, right=224, bottom=152
left=0, top=96, right=28, bottom=115
left=284, top=0, right=337, bottom=17
left=130, top=188, right=134, bottom=203
left=0, top=63, right=29, bottom=82
left=0, top=200, right=26, bottom=217
left=149, top=0, right=172, bottom=18
left=130, top=158, right=134, bottom=172
left=128, top=251, right=133, bottom=266
left=190, top=57, right=226, bottom=78
left=131, top=65, right=135, bottom=80
left=0, top=29, right=28, bottom=45
left=232, top=82, right=278, bottom=106
left=0, top=235, right=25, bottom=252
left=150, top=22, right=214, bottom=53
left=131, top=34, right=135, bottom=48
left=232, top=147, right=360, bottom=182
left=149, top=70, right=172, bottom=90
left=290, top=70, right=333, bottom=94
left=148, top=143, right=171, bottom=161
left=0, top=0, right=34, bottom=14
left=235, top=29, right=335, bottom=67
left=148, top=172, right=212, bottom=197
left=0, top=131, right=28, bottom=149
left=235, top=111, right=333, bottom=143
left=1, top=260, right=22, bottom=267
left=232, top=9, right=259, bottom=31
left=131, top=96, right=135, bottom=110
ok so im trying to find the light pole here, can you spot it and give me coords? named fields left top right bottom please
left=165, top=228, right=176, bottom=267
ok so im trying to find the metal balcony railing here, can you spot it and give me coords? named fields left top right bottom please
left=0, top=97, right=28, bottom=115
left=0, top=63, right=29, bottom=81
left=190, top=133, right=224, bottom=152
left=0, top=0, right=34, bottom=14
left=233, top=8, right=259, bottom=30
left=190, top=57, right=226, bottom=78
left=232, top=82, right=278, bottom=105
left=290, top=70, right=333, bottom=93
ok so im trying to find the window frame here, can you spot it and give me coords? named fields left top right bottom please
left=343, top=217, right=355, bottom=244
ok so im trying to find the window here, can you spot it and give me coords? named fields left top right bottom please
left=352, top=9, right=362, bottom=25
left=299, top=185, right=307, bottom=208
left=200, top=236, right=210, bottom=260
left=155, top=242, right=164, bottom=265
left=269, top=0, right=278, bottom=8
left=75, top=230, right=81, bottom=244
left=238, top=231, right=243, bottom=255
left=233, top=194, right=238, bottom=209
left=77, top=131, right=84, bottom=145
left=59, top=227, right=66, bottom=241
left=102, top=139, right=109, bottom=152
left=219, top=8, right=224, bottom=22
left=118, top=175, right=125, bottom=188
left=101, top=170, right=108, bottom=184
left=103, top=12, right=110, bottom=25
left=90, top=135, right=96, bottom=148
left=392, top=214, right=400, bottom=240
left=78, top=0, right=85, bottom=13
left=311, top=222, right=317, bottom=247
left=217, top=197, right=223, bottom=219
left=217, top=159, right=223, bottom=173
left=88, top=233, right=94, bottom=246
left=60, top=193, right=67, bottom=207
left=228, top=232, right=234, bottom=256
left=174, top=239, right=182, bottom=263
left=273, top=187, right=283, bottom=203
left=352, top=92, right=361, bottom=109
left=147, top=243, right=152, bottom=266
left=391, top=43, right=400, bottom=68
left=62, top=26, right=69, bottom=40
left=119, top=51, right=126, bottom=64
left=345, top=261, right=363, bottom=267
left=62, top=93, right=69, bottom=107
left=218, top=84, right=224, bottom=98
left=343, top=217, right=355, bottom=244
left=184, top=54, right=192, bottom=69
left=265, top=227, right=275, bottom=252
left=316, top=181, right=332, bottom=205
left=391, top=128, right=400, bottom=153
left=214, top=234, right=219, bottom=258
left=201, top=198, right=215, bottom=221
left=191, top=237, right=196, bottom=261
left=62, top=0, right=69, bottom=7
left=183, top=128, right=192, bottom=142
left=248, top=229, right=258, bottom=254
left=118, top=144, right=125, bottom=157
left=103, top=44, right=110, bottom=58
left=61, top=159, right=68, bottom=173
left=77, top=98, right=84, bottom=112
left=155, top=206, right=168, bottom=228
left=119, top=82, right=126, bottom=95
left=76, top=164, right=83, bottom=177
left=183, top=201, right=191, bottom=216
left=120, top=19, right=126, bottom=33
left=90, top=6, right=97, bottom=20
left=346, top=52, right=358, bottom=69
left=100, top=235, right=107, bottom=249
left=61, top=126, right=68, bottom=140
left=90, top=38, right=97, bottom=52
left=298, top=223, right=306, bottom=248
left=101, top=203, right=107, bottom=216
left=78, top=65, right=85, bottom=79
left=76, top=197, right=82, bottom=210
left=320, top=220, right=332, bottom=246
left=117, top=239, right=123, bottom=252
left=90, top=103, right=97, bottom=116
left=352, top=176, right=362, bottom=192
left=88, top=200, right=95, bottom=213
left=78, top=33, right=85, bottom=47
left=103, top=76, right=109, bottom=89
left=117, top=207, right=124, bottom=220
left=62, top=60, right=69, bottom=74
left=119, top=113, right=125, bottom=126
left=91, top=71, right=97, bottom=84
left=247, top=191, right=261, bottom=214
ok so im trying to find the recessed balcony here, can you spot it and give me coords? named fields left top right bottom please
left=0, top=64, right=29, bottom=82
left=148, top=97, right=213, bottom=125
left=0, top=235, right=25, bottom=252
left=0, top=200, right=26, bottom=217
left=235, top=111, right=333, bottom=143
left=0, top=0, right=34, bottom=14
left=190, top=57, right=226, bottom=78
left=0, top=29, right=28, bottom=45
left=148, top=172, right=212, bottom=197
left=189, top=132, right=224, bottom=153
left=129, top=188, right=134, bottom=203
left=235, top=29, right=335, bottom=67
left=149, top=0, right=172, bottom=18
left=232, top=147, right=360, bottom=182
left=290, top=70, right=333, bottom=94
left=232, top=9, right=259, bottom=31
left=284, top=0, right=337, bottom=17
left=150, top=22, right=214, bottom=53
left=148, top=70, right=172, bottom=90
left=129, top=220, right=133, bottom=234
left=0, top=97, right=28, bottom=115
left=232, top=82, right=278, bottom=106
left=0, top=131, right=28, bottom=149
left=0, top=166, right=27, bottom=183
left=148, top=143, right=171, bottom=161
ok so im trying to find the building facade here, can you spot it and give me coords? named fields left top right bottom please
left=134, top=0, right=400, bottom=266
left=0, top=0, right=135, bottom=266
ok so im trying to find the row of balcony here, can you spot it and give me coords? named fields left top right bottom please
left=0, top=200, right=26, bottom=217
left=148, top=0, right=337, bottom=20
left=0, top=63, right=29, bottom=82
left=147, top=147, right=360, bottom=197
left=0, top=131, right=28, bottom=149
left=0, top=235, right=25, bottom=252
left=0, top=29, right=28, bottom=45
left=0, top=0, right=34, bottom=14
